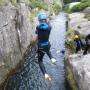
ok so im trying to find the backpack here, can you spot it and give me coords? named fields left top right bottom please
left=39, top=23, right=49, bottom=31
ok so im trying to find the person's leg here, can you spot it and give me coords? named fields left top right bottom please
left=45, top=45, right=56, bottom=64
left=83, top=45, right=89, bottom=55
left=38, top=50, right=52, bottom=82
left=75, top=46, right=80, bottom=53
left=38, top=51, right=46, bottom=75
left=45, top=44, right=53, bottom=59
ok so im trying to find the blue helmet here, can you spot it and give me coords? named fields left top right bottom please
left=38, top=13, right=47, bottom=20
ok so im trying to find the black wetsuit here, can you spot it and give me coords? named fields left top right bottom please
left=83, top=34, right=90, bottom=55
left=36, top=23, right=53, bottom=75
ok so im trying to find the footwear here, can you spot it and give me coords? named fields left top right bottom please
left=45, top=73, right=52, bottom=83
left=51, top=58, right=57, bottom=64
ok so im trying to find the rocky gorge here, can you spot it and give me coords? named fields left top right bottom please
left=65, top=7, right=90, bottom=90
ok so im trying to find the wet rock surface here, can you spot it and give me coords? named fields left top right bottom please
left=69, top=12, right=90, bottom=35
left=0, top=1, right=36, bottom=85
left=66, top=9, right=90, bottom=90
left=68, top=54, right=90, bottom=90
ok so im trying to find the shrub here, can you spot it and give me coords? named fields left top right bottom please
left=30, top=0, right=48, bottom=11
left=52, top=1, right=61, bottom=14
left=81, top=0, right=90, bottom=5
left=63, top=4, right=70, bottom=13
left=63, top=0, right=72, bottom=4
left=70, top=2, right=89, bottom=12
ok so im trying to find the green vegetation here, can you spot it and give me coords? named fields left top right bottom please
left=0, top=0, right=7, bottom=6
left=70, top=3, right=88, bottom=12
left=9, top=0, right=17, bottom=6
left=30, top=0, right=48, bottom=11
left=65, top=59, right=79, bottom=90
left=63, top=0, right=72, bottom=4
left=65, top=29, right=76, bottom=53
left=70, top=0, right=90, bottom=12
left=63, top=4, right=70, bottom=13
left=64, top=0, right=90, bottom=13
left=0, top=0, right=17, bottom=6
left=65, top=29, right=86, bottom=53
left=66, top=66, right=79, bottom=90
left=52, top=0, right=61, bottom=14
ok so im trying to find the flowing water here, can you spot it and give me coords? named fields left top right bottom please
left=4, top=12, right=67, bottom=90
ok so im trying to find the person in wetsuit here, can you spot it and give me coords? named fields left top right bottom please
left=35, top=13, right=56, bottom=82
left=83, top=34, right=90, bottom=55
left=74, top=35, right=83, bottom=53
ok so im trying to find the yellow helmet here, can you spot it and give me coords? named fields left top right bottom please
left=74, top=35, right=79, bottom=39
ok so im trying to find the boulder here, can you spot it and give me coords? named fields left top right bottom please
left=68, top=54, right=90, bottom=90
left=83, top=7, right=90, bottom=15
left=69, top=12, right=90, bottom=35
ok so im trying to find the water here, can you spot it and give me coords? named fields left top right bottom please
left=4, top=12, right=67, bottom=90
left=43, top=12, right=67, bottom=90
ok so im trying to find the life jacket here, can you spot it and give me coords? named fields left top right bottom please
left=36, top=23, right=51, bottom=46
left=74, top=39, right=83, bottom=48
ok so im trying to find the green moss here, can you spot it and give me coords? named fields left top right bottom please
left=65, top=59, right=79, bottom=90
left=67, top=66, right=79, bottom=90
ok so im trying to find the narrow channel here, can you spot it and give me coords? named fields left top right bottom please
left=4, top=12, right=67, bottom=90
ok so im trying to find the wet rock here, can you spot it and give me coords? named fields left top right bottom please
left=68, top=54, right=90, bottom=90
left=0, top=2, right=36, bottom=85
left=69, top=12, right=90, bottom=35
left=83, top=7, right=90, bottom=15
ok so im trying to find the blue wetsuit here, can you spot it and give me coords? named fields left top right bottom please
left=74, top=39, right=83, bottom=53
left=36, top=23, right=53, bottom=75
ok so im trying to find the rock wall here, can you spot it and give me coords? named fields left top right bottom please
left=67, top=54, right=90, bottom=90
left=0, top=1, right=36, bottom=85
left=65, top=7, right=90, bottom=90
left=69, top=12, right=90, bottom=35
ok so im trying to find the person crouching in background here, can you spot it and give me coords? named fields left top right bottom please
left=74, top=35, right=83, bottom=53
